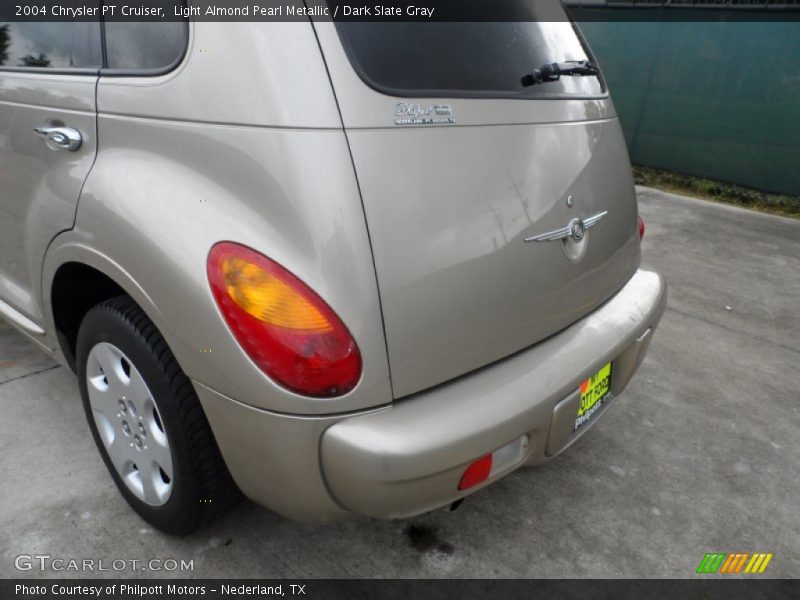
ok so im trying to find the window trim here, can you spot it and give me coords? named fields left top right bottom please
left=0, top=66, right=100, bottom=76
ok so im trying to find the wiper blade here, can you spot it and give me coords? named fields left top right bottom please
left=521, top=60, right=600, bottom=87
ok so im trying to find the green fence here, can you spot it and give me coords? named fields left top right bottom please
left=573, top=10, right=800, bottom=195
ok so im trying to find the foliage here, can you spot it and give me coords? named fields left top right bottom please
left=633, top=166, right=800, bottom=218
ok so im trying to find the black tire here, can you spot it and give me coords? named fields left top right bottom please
left=76, top=296, right=238, bottom=535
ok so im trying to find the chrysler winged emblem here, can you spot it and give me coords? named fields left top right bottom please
left=524, top=211, right=608, bottom=243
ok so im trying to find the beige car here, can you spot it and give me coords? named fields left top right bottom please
left=0, top=7, right=666, bottom=534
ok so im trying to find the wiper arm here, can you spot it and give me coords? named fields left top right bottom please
left=521, top=60, right=600, bottom=87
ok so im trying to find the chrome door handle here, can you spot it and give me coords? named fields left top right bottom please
left=33, top=126, right=82, bottom=152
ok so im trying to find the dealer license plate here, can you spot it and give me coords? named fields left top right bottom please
left=574, top=362, right=612, bottom=431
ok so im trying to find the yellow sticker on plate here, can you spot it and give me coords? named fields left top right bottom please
left=575, top=362, right=612, bottom=430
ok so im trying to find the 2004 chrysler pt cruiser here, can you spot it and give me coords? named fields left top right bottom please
left=0, top=3, right=666, bottom=534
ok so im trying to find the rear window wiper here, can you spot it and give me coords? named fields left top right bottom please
left=521, top=60, right=600, bottom=87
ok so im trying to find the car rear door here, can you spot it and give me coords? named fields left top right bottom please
left=0, top=18, right=101, bottom=328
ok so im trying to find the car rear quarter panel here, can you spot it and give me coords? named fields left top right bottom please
left=43, top=23, right=392, bottom=415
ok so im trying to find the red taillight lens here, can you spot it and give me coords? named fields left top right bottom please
left=207, top=242, right=362, bottom=397
left=638, top=215, right=646, bottom=239
left=458, top=454, right=493, bottom=491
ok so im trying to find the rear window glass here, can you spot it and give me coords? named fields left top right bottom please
left=334, top=18, right=603, bottom=98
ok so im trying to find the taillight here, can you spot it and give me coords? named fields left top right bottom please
left=207, top=242, right=362, bottom=397
left=638, top=215, right=646, bottom=239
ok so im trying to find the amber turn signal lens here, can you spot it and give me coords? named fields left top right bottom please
left=220, top=256, right=332, bottom=332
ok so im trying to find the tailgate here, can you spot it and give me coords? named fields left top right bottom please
left=313, top=17, right=641, bottom=398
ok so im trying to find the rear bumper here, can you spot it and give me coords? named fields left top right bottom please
left=198, top=268, right=666, bottom=522
left=319, top=268, right=666, bottom=518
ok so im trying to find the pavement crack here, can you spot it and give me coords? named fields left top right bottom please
left=0, top=364, right=62, bottom=386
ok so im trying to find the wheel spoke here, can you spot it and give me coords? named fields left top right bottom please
left=142, top=396, right=168, bottom=442
left=95, top=344, right=125, bottom=384
left=140, top=467, right=159, bottom=505
left=126, top=367, right=150, bottom=412
left=89, top=343, right=127, bottom=401
left=140, top=460, right=167, bottom=505
left=92, top=343, right=116, bottom=374
left=105, top=434, right=133, bottom=475
left=86, top=382, right=119, bottom=423
left=148, top=435, right=174, bottom=481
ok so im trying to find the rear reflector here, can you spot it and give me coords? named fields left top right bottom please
left=458, top=436, right=529, bottom=491
left=458, top=454, right=493, bottom=491
left=638, top=216, right=646, bottom=239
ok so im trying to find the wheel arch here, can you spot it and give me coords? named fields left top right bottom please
left=43, top=237, right=165, bottom=372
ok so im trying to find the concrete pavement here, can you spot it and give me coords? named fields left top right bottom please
left=1, top=187, right=798, bottom=578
